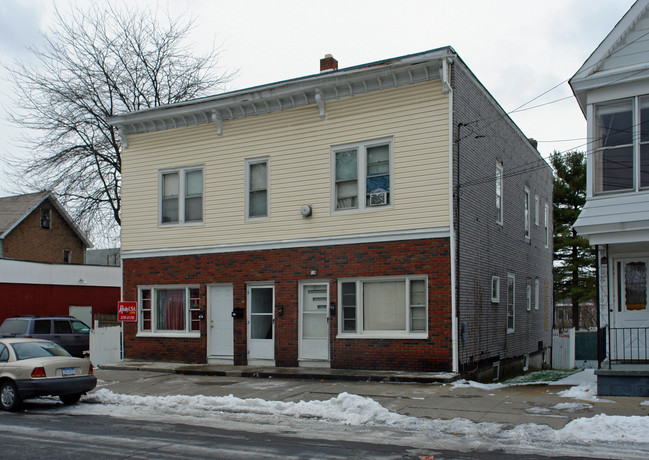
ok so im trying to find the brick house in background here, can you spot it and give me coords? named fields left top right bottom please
left=0, top=191, right=91, bottom=264
left=109, top=47, right=553, bottom=380
left=0, top=191, right=121, bottom=326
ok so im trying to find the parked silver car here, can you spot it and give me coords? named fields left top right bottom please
left=0, top=338, right=97, bottom=411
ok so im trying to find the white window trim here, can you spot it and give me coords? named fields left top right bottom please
left=526, top=283, right=532, bottom=311
left=491, top=276, right=500, bottom=303
left=534, top=277, right=540, bottom=310
left=544, top=203, right=550, bottom=248
left=534, top=195, right=539, bottom=226
left=159, top=166, right=204, bottom=227
left=524, top=187, right=531, bottom=241
left=337, top=275, right=427, bottom=339
left=331, top=137, right=394, bottom=213
left=507, top=273, right=515, bottom=333
left=137, top=285, right=201, bottom=338
left=245, top=157, right=270, bottom=221
left=496, top=162, right=503, bottom=226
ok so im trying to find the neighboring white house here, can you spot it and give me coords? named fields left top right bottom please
left=571, top=0, right=649, bottom=396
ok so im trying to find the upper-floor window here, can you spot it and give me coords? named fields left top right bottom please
left=332, top=138, right=392, bottom=211
left=246, top=158, right=269, bottom=219
left=491, top=276, right=500, bottom=303
left=544, top=203, right=550, bottom=248
left=339, top=276, right=427, bottom=337
left=63, top=249, right=71, bottom=264
left=593, top=96, right=649, bottom=194
left=160, top=167, right=203, bottom=225
left=534, top=195, right=539, bottom=226
left=40, top=209, right=51, bottom=229
left=524, top=187, right=531, bottom=241
left=534, top=277, right=540, bottom=310
left=496, top=162, right=503, bottom=225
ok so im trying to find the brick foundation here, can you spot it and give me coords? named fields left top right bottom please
left=122, top=238, right=453, bottom=371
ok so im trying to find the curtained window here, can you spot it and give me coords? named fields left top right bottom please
left=139, top=286, right=201, bottom=335
left=339, top=277, right=427, bottom=336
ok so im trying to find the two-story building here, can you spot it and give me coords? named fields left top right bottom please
left=110, top=47, right=553, bottom=380
left=571, top=0, right=649, bottom=395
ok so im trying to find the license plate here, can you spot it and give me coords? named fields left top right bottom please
left=62, top=367, right=76, bottom=377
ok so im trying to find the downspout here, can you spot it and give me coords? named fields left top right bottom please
left=445, top=56, right=459, bottom=373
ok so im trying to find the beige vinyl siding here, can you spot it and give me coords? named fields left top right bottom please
left=122, top=80, right=450, bottom=251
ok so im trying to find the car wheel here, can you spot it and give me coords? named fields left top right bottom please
left=0, top=381, right=22, bottom=412
left=60, top=394, right=82, bottom=405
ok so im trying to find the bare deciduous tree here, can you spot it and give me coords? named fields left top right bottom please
left=5, top=3, right=232, bottom=246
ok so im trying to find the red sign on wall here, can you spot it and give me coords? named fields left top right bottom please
left=118, top=301, right=137, bottom=322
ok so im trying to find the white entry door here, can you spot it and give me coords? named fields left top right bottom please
left=299, top=282, right=329, bottom=363
left=613, top=260, right=649, bottom=360
left=208, top=285, right=234, bottom=362
left=248, top=285, right=275, bottom=362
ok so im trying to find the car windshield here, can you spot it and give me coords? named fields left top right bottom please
left=0, top=319, right=29, bottom=335
left=11, top=341, right=71, bottom=360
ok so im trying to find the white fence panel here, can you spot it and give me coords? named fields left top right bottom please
left=552, top=328, right=575, bottom=369
left=90, top=320, right=122, bottom=367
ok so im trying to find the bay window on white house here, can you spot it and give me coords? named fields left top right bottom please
left=138, top=286, right=201, bottom=336
left=333, top=138, right=393, bottom=211
left=339, top=276, right=427, bottom=337
left=593, top=96, right=649, bottom=194
left=160, top=167, right=203, bottom=225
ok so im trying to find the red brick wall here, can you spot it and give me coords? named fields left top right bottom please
left=122, top=238, right=453, bottom=371
left=3, top=201, right=85, bottom=264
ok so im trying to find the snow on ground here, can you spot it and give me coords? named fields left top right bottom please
left=557, top=384, right=614, bottom=403
left=65, top=388, right=649, bottom=458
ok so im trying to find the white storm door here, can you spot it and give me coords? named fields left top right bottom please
left=208, top=285, right=234, bottom=359
left=614, top=260, right=649, bottom=360
left=248, top=285, right=275, bottom=360
left=299, top=283, right=329, bottom=361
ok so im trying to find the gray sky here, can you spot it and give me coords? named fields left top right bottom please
left=0, top=0, right=637, bottom=197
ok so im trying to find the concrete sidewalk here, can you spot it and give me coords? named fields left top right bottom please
left=94, top=363, right=649, bottom=429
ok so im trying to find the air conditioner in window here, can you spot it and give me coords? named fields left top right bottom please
left=369, top=191, right=388, bottom=206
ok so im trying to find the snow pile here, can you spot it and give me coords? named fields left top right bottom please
left=551, top=402, right=593, bottom=412
left=557, top=384, right=614, bottom=403
left=450, top=379, right=506, bottom=390
left=86, top=389, right=408, bottom=425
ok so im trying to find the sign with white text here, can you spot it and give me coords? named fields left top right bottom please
left=118, top=301, right=137, bottom=322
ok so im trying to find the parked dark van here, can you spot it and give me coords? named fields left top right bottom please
left=0, top=316, right=90, bottom=357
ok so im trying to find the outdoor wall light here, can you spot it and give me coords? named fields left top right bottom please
left=310, top=269, right=317, bottom=276
left=300, top=205, right=312, bottom=217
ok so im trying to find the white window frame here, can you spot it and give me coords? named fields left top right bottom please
left=544, top=203, right=550, bottom=248
left=534, top=195, right=539, bottom=226
left=491, top=276, right=500, bottom=303
left=496, top=162, right=503, bottom=225
left=245, top=157, right=270, bottom=220
left=337, top=275, right=427, bottom=339
left=526, top=282, right=532, bottom=311
left=507, top=273, right=515, bottom=333
left=159, top=166, right=204, bottom=226
left=331, top=137, right=394, bottom=213
left=524, top=187, right=531, bottom=241
left=137, top=285, right=201, bottom=338
left=534, top=277, right=540, bottom=310
left=592, top=96, right=649, bottom=194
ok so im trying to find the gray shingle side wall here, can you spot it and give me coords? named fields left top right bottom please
left=452, top=61, right=553, bottom=372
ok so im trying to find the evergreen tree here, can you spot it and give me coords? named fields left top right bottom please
left=551, top=151, right=596, bottom=329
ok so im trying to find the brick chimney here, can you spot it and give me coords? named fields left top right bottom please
left=320, top=54, right=338, bottom=72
